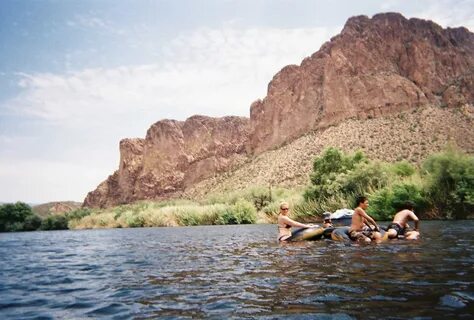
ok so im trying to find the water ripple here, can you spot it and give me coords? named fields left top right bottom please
left=0, top=221, right=473, bottom=319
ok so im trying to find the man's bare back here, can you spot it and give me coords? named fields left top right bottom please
left=392, top=209, right=419, bottom=229
left=384, top=203, right=420, bottom=240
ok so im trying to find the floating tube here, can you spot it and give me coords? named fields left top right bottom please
left=331, top=226, right=351, bottom=241
left=285, top=226, right=386, bottom=242
left=287, top=226, right=325, bottom=241
left=330, top=226, right=386, bottom=242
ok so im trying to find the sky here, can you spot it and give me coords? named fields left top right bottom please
left=0, top=0, right=473, bottom=204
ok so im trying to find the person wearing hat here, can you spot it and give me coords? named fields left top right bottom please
left=322, top=212, right=334, bottom=228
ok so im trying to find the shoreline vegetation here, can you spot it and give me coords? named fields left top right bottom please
left=1, top=146, right=473, bottom=232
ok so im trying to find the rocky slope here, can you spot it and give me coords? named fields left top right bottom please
left=32, top=201, right=82, bottom=217
left=186, top=106, right=474, bottom=198
left=84, top=13, right=474, bottom=208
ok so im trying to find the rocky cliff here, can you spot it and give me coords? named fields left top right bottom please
left=250, top=12, right=474, bottom=153
left=83, top=116, right=250, bottom=208
left=84, top=13, right=474, bottom=208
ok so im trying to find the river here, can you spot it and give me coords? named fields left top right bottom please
left=0, top=221, right=473, bottom=319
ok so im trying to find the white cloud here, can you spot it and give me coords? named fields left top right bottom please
left=413, top=0, right=474, bottom=31
left=6, top=26, right=339, bottom=125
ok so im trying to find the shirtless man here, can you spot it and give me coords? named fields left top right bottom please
left=384, top=202, right=420, bottom=240
left=349, top=196, right=382, bottom=243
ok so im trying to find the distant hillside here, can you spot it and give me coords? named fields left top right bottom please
left=32, top=201, right=82, bottom=217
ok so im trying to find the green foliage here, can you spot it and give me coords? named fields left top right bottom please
left=40, top=215, right=68, bottom=230
left=305, top=148, right=368, bottom=201
left=217, top=199, right=257, bottom=225
left=367, top=182, right=429, bottom=220
left=124, top=213, right=145, bottom=228
left=65, top=208, right=92, bottom=221
left=23, top=214, right=42, bottom=231
left=391, top=161, right=416, bottom=177
left=0, top=202, right=42, bottom=232
left=302, top=147, right=474, bottom=221
left=422, top=147, right=474, bottom=219
left=176, top=208, right=205, bottom=226
left=342, top=162, right=390, bottom=196
left=366, top=188, right=394, bottom=220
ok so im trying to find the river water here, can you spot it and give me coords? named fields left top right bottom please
left=0, top=221, right=473, bottom=319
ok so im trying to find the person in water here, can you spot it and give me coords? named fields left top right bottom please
left=349, top=196, right=382, bottom=243
left=384, top=202, right=420, bottom=240
left=277, top=202, right=314, bottom=242
left=322, top=212, right=334, bottom=228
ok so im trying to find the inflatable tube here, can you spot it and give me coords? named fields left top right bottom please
left=287, top=226, right=325, bottom=241
left=330, top=226, right=387, bottom=242
left=331, top=226, right=351, bottom=241
left=283, top=226, right=387, bottom=242
left=322, top=227, right=335, bottom=239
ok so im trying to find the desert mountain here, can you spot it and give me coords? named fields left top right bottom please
left=84, top=12, right=474, bottom=208
left=32, top=201, right=82, bottom=217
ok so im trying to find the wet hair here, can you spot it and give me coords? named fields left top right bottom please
left=403, top=201, right=415, bottom=211
left=355, top=196, right=368, bottom=206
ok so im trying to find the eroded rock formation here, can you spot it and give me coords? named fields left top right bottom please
left=84, top=13, right=474, bottom=208
left=250, top=13, right=474, bottom=153
left=83, top=116, right=249, bottom=208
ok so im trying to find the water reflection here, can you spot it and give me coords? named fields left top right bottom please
left=0, top=221, right=473, bottom=319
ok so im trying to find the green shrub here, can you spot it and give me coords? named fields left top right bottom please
left=342, top=161, right=390, bottom=196
left=23, top=214, right=42, bottom=231
left=176, top=208, right=203, bottom=226
left=65, top=208, right=92, bottom=221
left=305, top=148, right=367, bottom=201
left=422, top=147, right=474, bottom=219
left=367, top=187, right=394, bottom=220
left=367, top=183, right=431, bottom=220
left=124, top=212, right=145, bottom=228
left=391, top=161, right=416, bottom=177
left=217, top=199, right=257, bottom=224
left=40, top=215, right=69, bottom=230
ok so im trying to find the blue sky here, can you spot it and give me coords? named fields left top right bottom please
left=1, top=0, right=473, bottom=204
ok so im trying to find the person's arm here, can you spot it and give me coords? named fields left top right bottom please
left=360, top=210, right=379, bottom=231
left=281, top=216, right=311, bottom=228
left=410, top=212, right=420, bottom=231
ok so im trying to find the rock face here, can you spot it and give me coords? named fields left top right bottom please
left=250, top=13, right=474, bottom=153
left=84, top=12, right=474, bottom=208
left=83, top=116, right=250, bottom=208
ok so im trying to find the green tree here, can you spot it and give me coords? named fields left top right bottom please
left=40, top=215, right=69, bottom=230
left=423, top=148, right=474, bottom=219
left=304, top=148, right=367, bottom=201
left=0, top=202, right=37, bottom=232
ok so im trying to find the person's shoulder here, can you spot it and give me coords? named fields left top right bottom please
left=354, top=207, right=363, bottom=214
